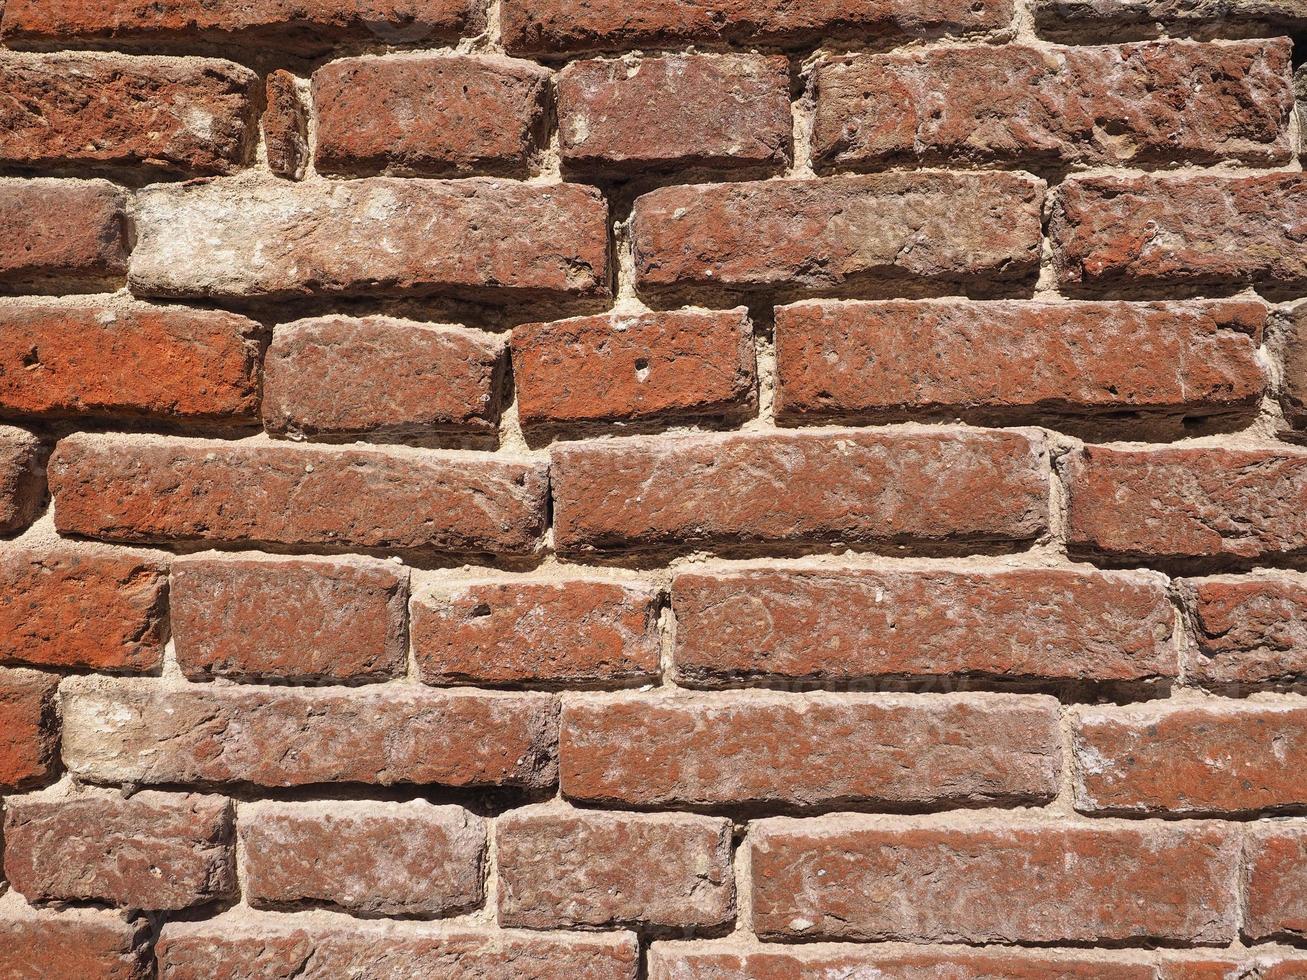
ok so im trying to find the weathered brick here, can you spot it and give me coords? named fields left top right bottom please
left=552, top=428, right=1049, bottom=556
left=1280, top=302, right=1307, bottom=429
left=672, top=565, right=1177, bottom=689
left=156, top=913, right=639, bottom=979
left=750, top=817, right=1238, bottom=944
left=171, top=554, right=409, bottom=684
left=313, top=55, right=550, bottom=177
left=263, top=316, right=505, bottom=442
left=0, top=52, right=258, bottom=176
left=0, top=426, right=44, bottom=534
left=501, top=0, right=1014, bottom=56
left=48, top=434, right=548, bottom=557
left=1051, top=172, right=1307, bottom=292
left=1245, top=825, right=1307, bottom=942
left=3, top=790, right=234, bottom=911
left=0, top=666, right=59, bottom=791
left=557, top=54, right=791, bottom=176
left=813, top=40, right=1293, bottom=169
left=497, top=805, right=734, bottom=930
left=648, top=943, right=1157, bottom=980
left=0, top=545, right=167, bottom=672
left=561, top=692, right=1060, bottom=809
left=413, top=578, right=661, bottom=687
left=0, top=0, right=478, bottom=54
left=1066, top=444, right=1307, bottom=565
left=1033, top=0, right=1307, bottom=38
left=0, top=178, right=127, bottom=293
left=61, top=677, right=558, bottom=790
left=263, top=69, right=307, bottom=180
left=1073, top=701, right=1307, bottom=815
left=512, top=308, right=757, bottom=431
left=0, top=298, right=260, bottom=424
left=1158, top=955, right=1307, bottom=980
left=241, top=801, right=485, bottom=916
left=129, top=177, right=610, bottom=304
left=1180, top=573, right=1307, bottom=689
left=632, top=173, right=1044, bottom=300
left=0, top=896, right=150, bottom=980
left=775, top=299, right=1265, bottom=427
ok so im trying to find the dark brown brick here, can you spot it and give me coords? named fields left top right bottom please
left=263, top=70, right=307, bottom=180
left=0, top=666, right=59, bottom=791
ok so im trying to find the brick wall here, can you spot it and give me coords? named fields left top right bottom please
left=1, top=0, right=1307, bottom=977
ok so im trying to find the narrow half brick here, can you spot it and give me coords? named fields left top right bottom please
left=0, top=52, right=258, bottom=177
left=1033, top=0, right=1307, bottom=39
left=263, top=70, right=307, bottom=180
left=551, top=428, right=1049, bottom=556
left=812, top=40, right=1293, bottom=169
left=3, top=791, right=234, bottom=911
left=262, top=316, right=505, bottom=442
left=1284, top=301, right=1307, bottom=429
left=1073, top=701, right=1307, bottom=815
left=48, top=434, right=548, bottom=557
left=1244, top=824, right=1307, bottom=942
left=313, top=55, right=550, bottom=177
left=775, top=299, right=1265, bottom=429
left=750, top=817, right=1238, bottom=944
left=0, top=545, right=167, bottom=672
left=501, top=0, right=1014, bottom=56
left=0, top=178, right=127, bottom=293
left=61, top=677, right=558, bottom=790
left=1052, top=172, right=1307, bottom=293
left=558, top=54, right=791, bottom=176
left=241, top=801, right=485, bottom=917
left=672, top=565, right=1177, bottom=689
left=129, top=177, right=609, bottom=304
left=0, top=666, right=59, bottom=791
left=0, top=298, right=260, bottom=424
left=512, top=308, right=757, bottom=431
left=496, top=804, right=735, bottom=930
left=171, top=553, right=409, bottom=684
left=632, top=173, right=1044, bottom=301
left=1066, top=444, right=1307, bottom=566
left=1158, top=954, right=1307, bottom=980
left=561, top=691, right=1061, bottom=809
left=413, top=578, right=661, bottom=687
left=1180, top=573, right=1307, bottom=690
left=0, top=896, right=149, bottom=980
left=0, top=426, right=45, bottom=534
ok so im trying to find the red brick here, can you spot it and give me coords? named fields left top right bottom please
left=561, top=691, right=1060, bottom=809
left=1066, top=444, right=1307, bottom=565
left=812, top=40, right=1292, bottom=169
left=775, top=299, right=1265, bottom=428
left=263, top=69, right=307, bottom=180
left=60, top=677, right=558, bottom=790
left=648, top=943, right=1157, bottom=980
left=171, top=554, right=409, bottom=684
left=412, top=578, right=661, bottom=687
left=1158, top=955, right=1307, bottom=980
left=1051, top=172, right=1307, bottom=292
left=557, top=54, right=791, bottom=176
left=0, top=0, right=478, bottom=54
left=0, top=898, right=150, bottom=980
left=1033, top=0, right=1307, bottom=38
left=501, top=0, right=1013, bottom=56
left=313, top=55, right=550, bottom=178
left=0, top=545, right=167, bottom=672
left=263, top=316, right=505, bottom=442
left=750, top=817, right=1238, bottom=944
left=512, top=308, right=757, bottom=431
left=497, top=805, right=734, bottom=930
left=48, top=433, right=548, bottom=557
left=1180, top=573, right=1307, bottom=690
left=240, top=801, right=485, bottom=916
left=552, top=428, right=1049, bottom=556
left=0, top=178, right=127, bottom=293
left=156, top=912, right=639, bottom=979
left=0, top=426, right=44, bottom=534
left=632, top=173, right=1044, bottom=300
left=1245, top=825, right=1307, bottom=942
left=1280, top=302, right=1307, bottom=429
left=3, top=791, right=234, bottom=911
left=129, top=177, right=610, bottom=304
left=0, top=666, right=59, bottom=791
left=0, top=298, right=260, bottom=424
left=672, top=565, right=1177, bottom=689
left=0, top=52, right=258, bottom=177
left=1073, top=701, right=1307, bottom=815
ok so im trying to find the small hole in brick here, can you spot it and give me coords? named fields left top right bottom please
left=635, top=358, right=650, bottom=381
left=469, top=603, right=492, bottom=618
